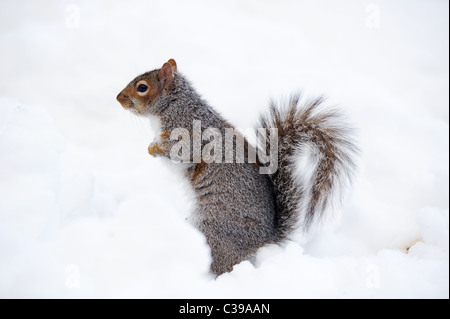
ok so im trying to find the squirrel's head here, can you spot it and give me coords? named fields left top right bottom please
left=116, top=59, right=177, bottom=115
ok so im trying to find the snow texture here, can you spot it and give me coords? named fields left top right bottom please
left=0, top=0, right=448, bottom=298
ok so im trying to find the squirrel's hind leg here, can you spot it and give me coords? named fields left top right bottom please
left=206, top=234, right=255, bottom=276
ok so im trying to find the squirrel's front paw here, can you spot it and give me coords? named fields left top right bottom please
left=148, top=131, right=171, bottom=157
left=148, top=142, right=168, bottom=156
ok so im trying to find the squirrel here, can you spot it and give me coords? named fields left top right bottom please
left=116, top=59, right=358, bottom=276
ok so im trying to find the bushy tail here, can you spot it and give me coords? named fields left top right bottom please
left=258, top=93, right=358, bottom=241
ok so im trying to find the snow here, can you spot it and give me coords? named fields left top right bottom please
left=0, top=0, right=448, bottom=298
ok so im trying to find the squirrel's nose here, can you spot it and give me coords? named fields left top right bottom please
left=116, top=93, right=125, bottom=104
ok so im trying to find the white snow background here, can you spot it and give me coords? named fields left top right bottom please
left=0, top=0, right=448, bottom=298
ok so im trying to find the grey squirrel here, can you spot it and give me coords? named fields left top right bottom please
left=117, top=59, right=358, bottom=276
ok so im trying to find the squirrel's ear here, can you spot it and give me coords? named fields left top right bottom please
left=167, top=59, right=177, bottom=72
left=158, top=62, right=174, bottom=94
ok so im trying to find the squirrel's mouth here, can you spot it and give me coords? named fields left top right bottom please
left=116, top=93, right=134, bottom=109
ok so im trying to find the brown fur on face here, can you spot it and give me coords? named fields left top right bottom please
left=116, top=71, right=160, bottom=115
left=116, top=59, right=176, bottom=115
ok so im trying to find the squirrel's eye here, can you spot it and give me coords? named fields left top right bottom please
left=137, top=84, right=148, bottom=93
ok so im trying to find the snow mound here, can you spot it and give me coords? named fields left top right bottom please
left=0, top=98, right=448, bottom=298
left=0, top=98, right=210, bottom=298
